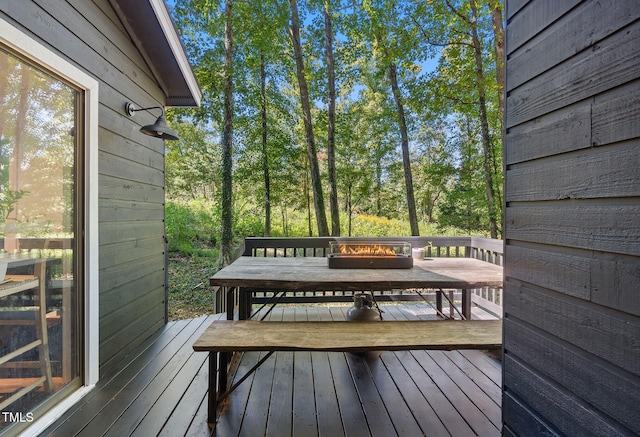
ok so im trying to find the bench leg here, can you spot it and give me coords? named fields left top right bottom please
left=207, top=350, right=273, bottom=427
left=219, top=352, right=229, bottom=392
left=207, top=351, right=231, bottom=427
left=207, top=351, right=219, bottom=426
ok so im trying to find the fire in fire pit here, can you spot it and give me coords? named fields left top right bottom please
left=327, top=241, right=413, bottom=269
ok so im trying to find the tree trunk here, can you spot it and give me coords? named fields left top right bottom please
left=388, top=62, right=420, bottom=236
left=260, top=52, right=271, bottom=237
left=376, top=154, right=382, bottom=216
left=490, top=1, right=504, bottom=119
left=219, top=0, right=234, bottom=266
left=324, top=0, right=340, bottom=236
left=289, top=0, right=330, bottom=236
left=490, top=0, right=505, bottom=227
left=305, top=158, right=313, bottom=236
left=347, top=181, right=353, bottom=237
left=469, top=0, right=498, bottom=238
left=281, top=206, right=288, bottom=236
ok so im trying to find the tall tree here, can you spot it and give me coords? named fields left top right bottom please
left=464, top=0, right=498, bottom=238
left=324, top=0, right=340, bottom=236
left=388, top=61, right=420, bottom=236
left=235, top=0, right=291, bottom=238
left=289, top=0, right=329, bottom=236
left=362, top=2, right=420, bottom=235
left=220, top=0, right=234, bottom=265
left=434, top=0, right=501, bottom=238
left=260, top=52, right=271, bottom=236
left=490, top=0, right=504, bottom=119
left=170, top=0, right=505, bottom=239
left=490, top=0, right=505, bottom=216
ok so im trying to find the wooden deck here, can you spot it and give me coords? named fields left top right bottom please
left=40, top=304, right=501, bottom=436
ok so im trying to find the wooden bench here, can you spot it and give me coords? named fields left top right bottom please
left=193, top=319, right=502, bottom=426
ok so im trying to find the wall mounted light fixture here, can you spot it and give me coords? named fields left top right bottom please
left=125, top=102, right=179, bottom=141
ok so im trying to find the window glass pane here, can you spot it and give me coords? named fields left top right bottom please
left=0, top=48, right=79, bottom=432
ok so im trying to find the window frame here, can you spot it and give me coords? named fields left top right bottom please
left=0, top=16, right=99, bottom=432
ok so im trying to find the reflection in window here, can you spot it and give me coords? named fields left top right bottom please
left=0, top=48, right=79, bottom=434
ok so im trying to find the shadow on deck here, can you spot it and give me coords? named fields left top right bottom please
left=40, top=304, right=502, bottom=436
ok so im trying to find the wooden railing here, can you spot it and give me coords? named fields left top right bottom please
left=214, top=236, right=503, bottom=318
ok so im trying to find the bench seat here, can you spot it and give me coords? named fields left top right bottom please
left=193, top=319, right=503, bottom=353
left=193, top=319, right=502, bottom=427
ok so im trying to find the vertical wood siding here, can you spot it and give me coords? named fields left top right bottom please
left=1, top=0, right=168, bottom=375
left=504, top=1, right=640, bottom=435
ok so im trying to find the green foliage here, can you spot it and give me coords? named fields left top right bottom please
left=168, top=0, right=504, bottom=240
left=0, top=189, right=28, bottom=221
left=166, top=200, right=219, bottom=255
left=166, top=199, right=264, bottom=254
left=168, top=254, right=218, bottom=320
left=349, top=214, right=410, bottom=236
left=165, top=120, right=221, bottom=201
left=233, top=206, right=265, bottom=237
left=166, top=199, right=473, bottom=254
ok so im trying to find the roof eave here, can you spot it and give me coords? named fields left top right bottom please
left=110, top=0, right=201, bottom=108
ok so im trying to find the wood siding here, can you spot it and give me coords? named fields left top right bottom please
left=1, top=0, right=168, bottom=375
left=504, top=1, right=640, bottom=436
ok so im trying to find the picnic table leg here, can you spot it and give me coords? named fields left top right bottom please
left=245, top=291, right=252, bottom=319
left=436, top=290, right=443, bottom=317
left=462, top=289, right=471, bottom=320
left=449, top=290, right=455, bottom=319
left=238, top=288, right=251, bottom=320
left=226, top=286, right=235, bottom=320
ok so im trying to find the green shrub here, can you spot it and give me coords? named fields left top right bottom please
left=166, top=199, right=477, bottom=255
left=348, top=214, right=408, bottom=236
left=166, top=200, right=218, bottom=254
left=233, top=207, right=264, bottom=237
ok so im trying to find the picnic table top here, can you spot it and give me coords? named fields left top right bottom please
left=210, top=256, right=503, bottom=291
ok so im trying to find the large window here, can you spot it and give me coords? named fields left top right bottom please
left=0, top=48, right=81, bottom=434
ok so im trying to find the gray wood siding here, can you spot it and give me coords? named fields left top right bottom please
left=504, top=1, right=640, bottom=436
left=1, top=0, right=169, bottom=375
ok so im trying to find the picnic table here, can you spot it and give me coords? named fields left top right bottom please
left=210, top=256, right=504, bottom=320
left=195, top=255, right=504, bottom=426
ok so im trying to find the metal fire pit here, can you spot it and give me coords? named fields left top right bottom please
left=327, top=241, right=413, bottom=269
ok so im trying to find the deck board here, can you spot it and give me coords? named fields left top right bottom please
left=42, top=317, right=210, bottom=437
left=415, top=349, right=498, bottom=436
left=311, top=351, right=345, bottom=437
left=328, top=351, right=369, bottom=437
left=379, top=351, right=452, bottom=435
left=39, top=304, right=501, bottom=437
left=98, top=316, right=212, bottom=437
left=265, top=351, right=293, bottom=437
left=239, top=350, right=275, bottom=437
left=214, top=352, right=259, bottom=436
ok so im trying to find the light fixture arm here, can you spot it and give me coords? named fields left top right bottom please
left=125, top=102, right=164, bottom=118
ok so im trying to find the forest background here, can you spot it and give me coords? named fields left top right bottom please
left=164, top=0, right=504, bottom=319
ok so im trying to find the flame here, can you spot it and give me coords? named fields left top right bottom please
left=336, top=244, right=398, bottom=256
